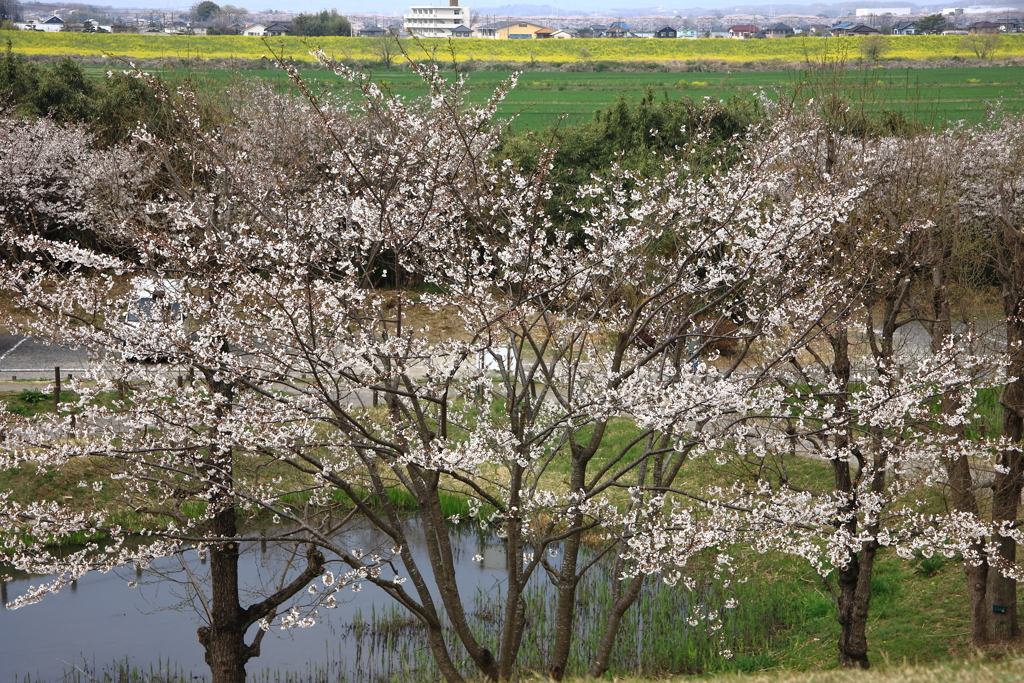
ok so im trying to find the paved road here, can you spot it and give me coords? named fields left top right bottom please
left=0, top=334, right=91, bottom=380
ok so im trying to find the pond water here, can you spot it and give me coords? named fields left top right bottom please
left=2, top=518, right=788, bottom=682
left=2, top=520, right=508, bottom=682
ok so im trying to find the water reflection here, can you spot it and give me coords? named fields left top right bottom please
left=2, top=519, right=783, bottom=682
left=2, top=519, right=505, bottom=681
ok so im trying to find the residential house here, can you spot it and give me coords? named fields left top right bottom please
left=589, top=24, right=607, bottom=37
left=475, top=20, right=551, bottom=39
left=549, top=29, right=573, bottom=38
left=16, top=15, right=65, bottom=31
left=891, top=20, right=919, bottom=35
left=359, top=24, right=388, bottom=37
left=403, top=0, right=471, bottom=38
left=807, top=23, right=830, bottom=35
left=727, top=24, right=759, bottom=38
left=677, top=28, right=700, bottom=39
left=264, top=21, right=292, bottom=36
left=243, top=22, right=266, bottom=35
left=763, top=22, right=794, bottom=38
left=654, top=25, right=677, bottom=38
left=605, top=24, right=634, bottom=38
left=451, top=23, right=473, bottom=36
left=968, top=21, right=1002, bottom=34
left=830, top=22, right=881, bottom=36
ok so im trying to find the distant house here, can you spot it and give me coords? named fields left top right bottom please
left=243, top=23, right=266, bottom=35
left=359, top=25, right=388, bottom=37
left=475, top=20, right=552, bottom=39
left=891, top=20, right=919, bottom=35
left=850, top=23, right=882, bottom=35
left=263, top=21, right=292, bottom=36
left=189, top=20, right=215, bottom=35
left=590, top=24, right=607, bottom=37
left=18, top=15, right=65, bottom=31
left=807, top=23, right=830, bottom=35
left=728, top=24, right=759, bottom=38
left=549, top=29, right=573, bottom=38
left=763, top=23, right=794, bottom=38
left=604, top=24, right=634, bottom=38
left=654, top=25, right=677, bottom=38
left=831, top=23, right=880, bottom=36
left=968, top=21, right=1002, bottom=34
left=677, top=28, right=700, bottom=39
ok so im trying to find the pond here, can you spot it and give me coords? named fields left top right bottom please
left=2, top=519, right=790, bottom=682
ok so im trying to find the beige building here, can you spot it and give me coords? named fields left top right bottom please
left=474, top=20, right=553, bottom=38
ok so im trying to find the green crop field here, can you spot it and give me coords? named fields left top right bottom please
left=9, top=30, right=1024, bottom=64
left=82, top=63, right=1024, bottom=129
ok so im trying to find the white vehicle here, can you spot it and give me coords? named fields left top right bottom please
left=122, top=278, right=186, bottom=362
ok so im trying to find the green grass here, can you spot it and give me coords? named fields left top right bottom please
left=71, top=62, right=1024, bottom=129
left=575, top=658, right=1024, bottom=683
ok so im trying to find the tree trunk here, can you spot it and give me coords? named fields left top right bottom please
left=828, top=326, right=874, bottom=669
left=945, top=440, right=991, bottom=647
left=989, top=293, right=1024, bottom=642
left=588, top=575, right=644, bottom=679
left=197, top=506, right=251, bottom=683
left=546, top=526, right=581, bottom=681
left=836, top=546, right=876, bottom=669
left=965, top=549, right=991, bottom=647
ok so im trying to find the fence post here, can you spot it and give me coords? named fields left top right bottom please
left=54, top=366, right=61, bottom=412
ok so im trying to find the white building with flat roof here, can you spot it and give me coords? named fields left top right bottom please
left=855, top=7, right=912, bottom=15
left=403, top=0, right=471, bottom=38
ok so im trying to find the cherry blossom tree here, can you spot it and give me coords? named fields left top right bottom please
left=4, top=56, right=1017, bottom=683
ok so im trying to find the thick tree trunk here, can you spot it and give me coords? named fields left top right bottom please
left=547, top=440, right=596, bottom=681
left=836, top=546, right=876, bottom=669
left=966, top=554, right=991, bottom=648
left=989, top=295, right=1024, bottom=642
left=946, top=450, right=991, bottom=647
left=988, top=429, right=1022, bottom=641
left=546, top=525, right=581, bottom=681
left=828, top=326, right=874, bottom=669
left=424, top=622, right=468, bottom=683
left=197, top=507, right=251, bottom=683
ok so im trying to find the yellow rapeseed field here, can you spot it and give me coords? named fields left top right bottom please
left=5, top=31, right=1024, bottom=64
